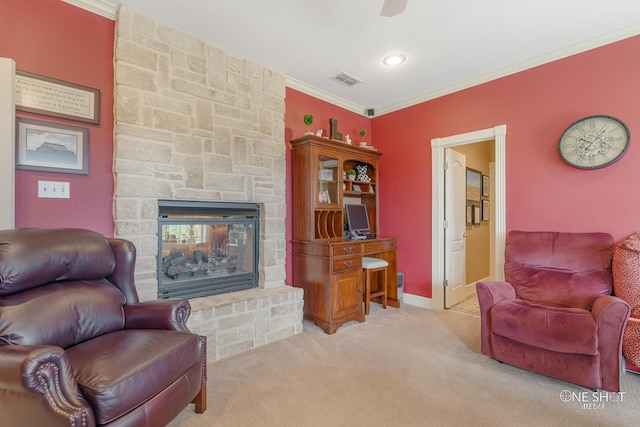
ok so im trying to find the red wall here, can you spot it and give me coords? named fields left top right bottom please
left=1, top=0, right=115, bottom=236
left=372, top=35, right=640, bottom=298
left=5, top=2, right=640, bottom=302
left=284, top=88, right=371, bottom=284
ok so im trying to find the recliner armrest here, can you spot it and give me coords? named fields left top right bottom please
left=591, top=295, right=630, bottom=392
left=476, top=281, right=516, bottom=357
left=0, top=345, right=94, bottom=426
left=476, top=281, right=515, bottom=307
left=124, top=299, right=192, bottom=332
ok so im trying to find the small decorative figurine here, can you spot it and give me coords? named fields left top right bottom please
left=316, top=128, right=323, bottom=137
left=345, top=134, right=352, bottom=145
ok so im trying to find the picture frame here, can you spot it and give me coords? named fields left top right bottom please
left=318, top=189, right=331, bottom=204
left=466, top=206, right=472, bottom=225
left=482, top=175, right=490, bottom=197
left=352, top=184, right=361, bottom=192
left=482, top=199, right=490, bottom=221
left=473, top=204, right=481, bottom=225
left=319, top=168, right=334, bottom=181
left=15, top=117, right=89, bottom=175
left=15, top=70, right=101, bottom=125
left=466, top=168, right=482, bottom=202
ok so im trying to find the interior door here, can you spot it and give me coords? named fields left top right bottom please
left=444, top=148, right=467, bottom=308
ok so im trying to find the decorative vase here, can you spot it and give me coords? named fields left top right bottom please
left=356, top=164, right=371, bottom=182
left=348, top=175, right=356, bottom=181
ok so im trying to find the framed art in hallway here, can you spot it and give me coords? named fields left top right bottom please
left=482, top=199, right=490, bottom=221
left=482, top=175, right=490, bottom=197
left=466, top=168, right=482, bottom=202
left=473, top=204, right=481, bottom=225
left=15, top=117, right=89, bottom=175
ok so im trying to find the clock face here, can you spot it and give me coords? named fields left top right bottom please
left=558, top=115, right=630, bottom=169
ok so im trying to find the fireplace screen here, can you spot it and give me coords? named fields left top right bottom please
left=157, top=200, right=260, bottom=299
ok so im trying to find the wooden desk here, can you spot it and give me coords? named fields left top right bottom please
left=292, top=237, right=398, bottom=334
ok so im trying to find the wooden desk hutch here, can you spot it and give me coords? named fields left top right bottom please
left=291, top=135, right=398, bottom=334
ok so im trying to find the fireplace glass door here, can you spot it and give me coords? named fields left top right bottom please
left=157, top=200, right=260, bottom=299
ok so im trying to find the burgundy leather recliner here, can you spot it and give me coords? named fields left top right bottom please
left=0, top=228, right=207, bottom=426
left=477, top=231, right=630, bottom=392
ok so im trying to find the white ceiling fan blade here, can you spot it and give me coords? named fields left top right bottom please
left=380, top=0, right=408, bottom=17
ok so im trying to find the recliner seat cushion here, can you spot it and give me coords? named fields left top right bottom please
left=66, top=329, right=201, bottom=425
left=491, top=299, right=598, bottom=355
left=0, top=280, right=125, bottom=347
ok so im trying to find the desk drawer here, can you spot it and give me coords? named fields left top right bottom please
left=332, top=244, right=362, bottom=257
left=363, top=240, right=397, bottom=254
left=332, top=257, right=362, bottom=273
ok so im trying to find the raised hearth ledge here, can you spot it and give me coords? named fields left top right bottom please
left=187, top=286, right=304, bottom=362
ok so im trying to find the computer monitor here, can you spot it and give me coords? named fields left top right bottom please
left=345, top=204, right=370, bottom=239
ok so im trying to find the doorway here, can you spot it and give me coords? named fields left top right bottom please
left=431, top=125, right=507, bottom=310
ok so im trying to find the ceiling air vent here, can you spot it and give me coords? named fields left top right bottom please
left=331, top=72, right=361, bottom=87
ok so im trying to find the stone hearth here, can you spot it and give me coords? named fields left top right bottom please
left=112, top=5, right=301, bottom=361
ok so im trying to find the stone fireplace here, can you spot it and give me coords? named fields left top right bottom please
left=112, top=5, right=302, bottom=361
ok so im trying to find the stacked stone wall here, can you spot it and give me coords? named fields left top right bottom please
left=113, top=6, right=300, bottom=359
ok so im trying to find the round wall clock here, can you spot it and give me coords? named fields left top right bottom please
left=558, top=115, right=630, bottom=169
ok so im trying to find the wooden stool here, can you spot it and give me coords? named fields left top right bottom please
left=362, top=257, right=388, bottom=315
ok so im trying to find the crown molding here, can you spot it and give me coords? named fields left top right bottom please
left=375, top=22, right=640, bottom=117
left=285, top=76, right=368, bottom=117
left=62, top=2, right=640, bottom=119
left=62, top=0, right=117, bottom=20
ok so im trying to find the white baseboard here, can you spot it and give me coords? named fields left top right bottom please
left=401, top=293, right=433, bottom=309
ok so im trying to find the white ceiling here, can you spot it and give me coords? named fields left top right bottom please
left=95, top=0, right=640, bottom=115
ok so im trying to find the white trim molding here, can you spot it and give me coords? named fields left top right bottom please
left=0, top=58, right=16, bottom=230
left=64, top=2, right=640, bottom=119
left=62, top=0, right=117, bottom=20
left=285, top=76, right=369, bottom=117
left=431, top=125, right=506, bottom=311
left=402, top=293, right=432, bottom=310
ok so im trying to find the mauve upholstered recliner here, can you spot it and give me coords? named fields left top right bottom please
left=476, top=230, right=630, bottom=392
left=0, top=228, right=206, bottom=426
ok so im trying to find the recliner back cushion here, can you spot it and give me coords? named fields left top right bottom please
left=0, top=280, right=125, bottom=348
left=505, top=231, right=614, bottom=309
left=0, top=228, right=116, bottom=295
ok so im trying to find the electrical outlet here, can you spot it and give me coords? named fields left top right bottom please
left=38, top=181, right=70, bottom=199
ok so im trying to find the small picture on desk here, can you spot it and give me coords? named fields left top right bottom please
left=352, top=184, right=361, bottom=192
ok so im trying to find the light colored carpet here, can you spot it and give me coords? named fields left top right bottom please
left=170, top=304, right=640, bottom=427
left=449, top=293, right=480, bottom=317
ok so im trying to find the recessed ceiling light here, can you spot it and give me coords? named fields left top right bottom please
left=383, top=54, right=406, bottom=66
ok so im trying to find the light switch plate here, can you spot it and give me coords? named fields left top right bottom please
left=38, top=180, right=70, bottom=199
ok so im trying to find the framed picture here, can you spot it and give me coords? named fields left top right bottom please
left=352, top=184, right=361, bottom=192
left=15, top=70, right=100, bottom=125
left=473, top=204, right=481, bottom=225
left=482, top=200, right=490, bottom=221
left=319, top=168, right=334, bottom=181
left=466, top=168, right=482, bottom=202
left=482, top=175, right=490, bottom=197
left=16, top=117, right=89, bottom=175
left=318, top=189, right=331, bottom=204
left=466, top=206, right=472, bottom=225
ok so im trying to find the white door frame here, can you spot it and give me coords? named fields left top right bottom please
left=0, top=58, right=15, bottom=230
left=431, top=125, right=506, bottom=310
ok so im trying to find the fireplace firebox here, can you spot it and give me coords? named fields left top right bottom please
left=157, top=200, right=260, bottom=299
